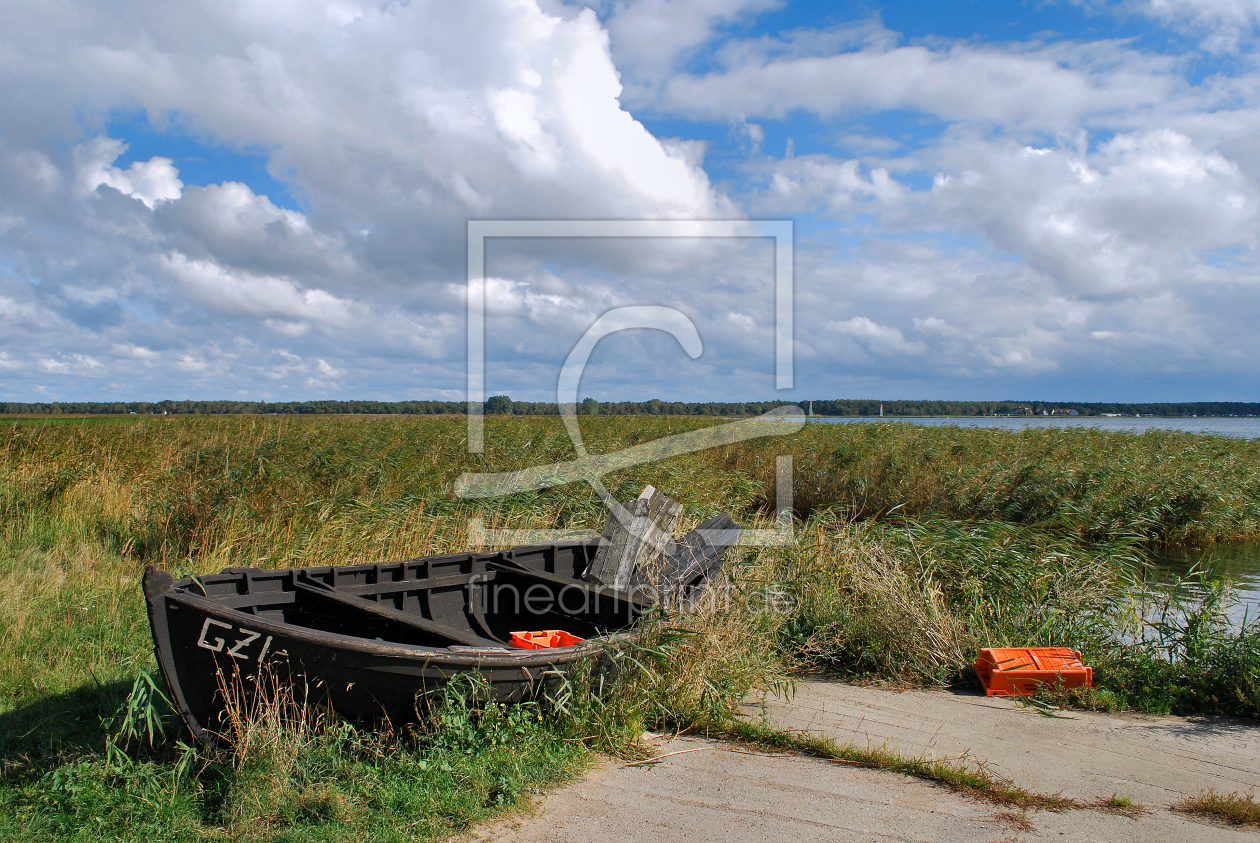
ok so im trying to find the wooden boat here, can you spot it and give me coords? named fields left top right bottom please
left=144, top=486, right=741, bottom=746
left=143, top=538, right=649, bottom=745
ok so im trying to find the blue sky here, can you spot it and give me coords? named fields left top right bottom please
left=2, top=0, right=1260, bottom=403
left=103, top=113, right=305, bottom=212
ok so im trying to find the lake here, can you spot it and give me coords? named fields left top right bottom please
left=804, top=416, right=1260, bottom=439
left=1148, top=543, right=1260, bottom=628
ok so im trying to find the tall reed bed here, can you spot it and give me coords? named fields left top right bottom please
left=5, top=415, right=1259, bottom=568
left=764, top=516, right=1259, bottom=716
left=722, top=420, right=1260, bottom=544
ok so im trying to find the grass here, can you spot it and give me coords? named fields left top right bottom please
left=2, top=414, right=1259, bottom=839
left=1094, top=794, right=1146, bottom=817
left=4, top=677, right=589, bottom=843
left=1176, top=790, right=1260, bottom=827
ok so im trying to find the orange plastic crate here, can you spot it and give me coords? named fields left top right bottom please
left=974, top=647, right=1094, bottom=697
left=509, top=629, right=585, bottom=649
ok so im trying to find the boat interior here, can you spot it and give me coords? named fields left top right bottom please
left=173, top=540, right=646, bottom=650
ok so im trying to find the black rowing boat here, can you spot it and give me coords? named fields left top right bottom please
left=143, top=538, right=649, bottom=745
left=145, top=492, right=740, bottom=746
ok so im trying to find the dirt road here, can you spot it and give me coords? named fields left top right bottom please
left=476, top=682, right=1258, bottom=842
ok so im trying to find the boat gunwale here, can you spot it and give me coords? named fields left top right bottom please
left=162, top=587, right=629, bottom=666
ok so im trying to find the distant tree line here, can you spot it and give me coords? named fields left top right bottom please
left=0, top=400, right=469, bottom=416
left=806, top=400, right=1260, bottom=417
left=3, top=397, right=1260, bottom=418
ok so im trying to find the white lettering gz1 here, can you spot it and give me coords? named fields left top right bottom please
left=197, top=617, right=273, bottom=662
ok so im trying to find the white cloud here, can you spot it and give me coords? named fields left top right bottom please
left=594, top=0, right=783, bottom=106
left=749, top=155, right=903, bottom=213
left=111, top=344, right=161, bottom=360
left=36, top=354, right=102, bottom=375
left=70, top=2, right=727, bottom=224
left=930, top=129, right=1258, bottom=296
left=829, top=316, right=927, bottom=356
left=75, top=137, right=183, bottom=208
left=656, top=30, right=1177, bottom=129
left=162, top=252, right=363, bottom=327
left=176, top=355, right=208, bottom=372
left=0, top=0, right=754, bottom=400
left=913, top=316, right=960, bottom=337
left=3, top=1, right=1260, bottom=401
left=470, top=275, right=595, bottom=324
left=174, top=182, right=310, bottom=242
left=1118, top=0, right=1260, bottom=51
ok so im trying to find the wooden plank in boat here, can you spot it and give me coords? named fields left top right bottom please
left=487, top=560, right=650, bottom=609
left=654, top=512, right=741, bottom=589
left=292, top=574, right=495, bottom=647
left=217, top=590, right=297, bottom=610
left=335, top=572, right=488, bottom=597
left=183, top=571, right=486, bottom=610
left=584, top=485, right=681, bottom=590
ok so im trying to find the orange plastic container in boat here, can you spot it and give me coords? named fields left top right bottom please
left=509, top=630, right=585, bottom=649
left=974, top=648, right=1094, bottom=696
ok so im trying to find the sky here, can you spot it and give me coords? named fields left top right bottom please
left=2, top=0, right=1260, bottom=404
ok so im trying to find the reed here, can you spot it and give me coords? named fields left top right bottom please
left=767, top=515, right=1259, bottom=717
left=8, top=661, right=586, bottom=841
left=722, top=420, right=1260, bottom=545
left=4, top=415, right=1260, bottom=569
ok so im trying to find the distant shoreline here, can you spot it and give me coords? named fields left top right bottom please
left=2, top=398, right=1259, bottom=419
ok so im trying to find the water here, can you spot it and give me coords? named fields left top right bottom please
left=803, top=416, right=1260, bottom=439
left=1147, top=543, right=1260, bottom=628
